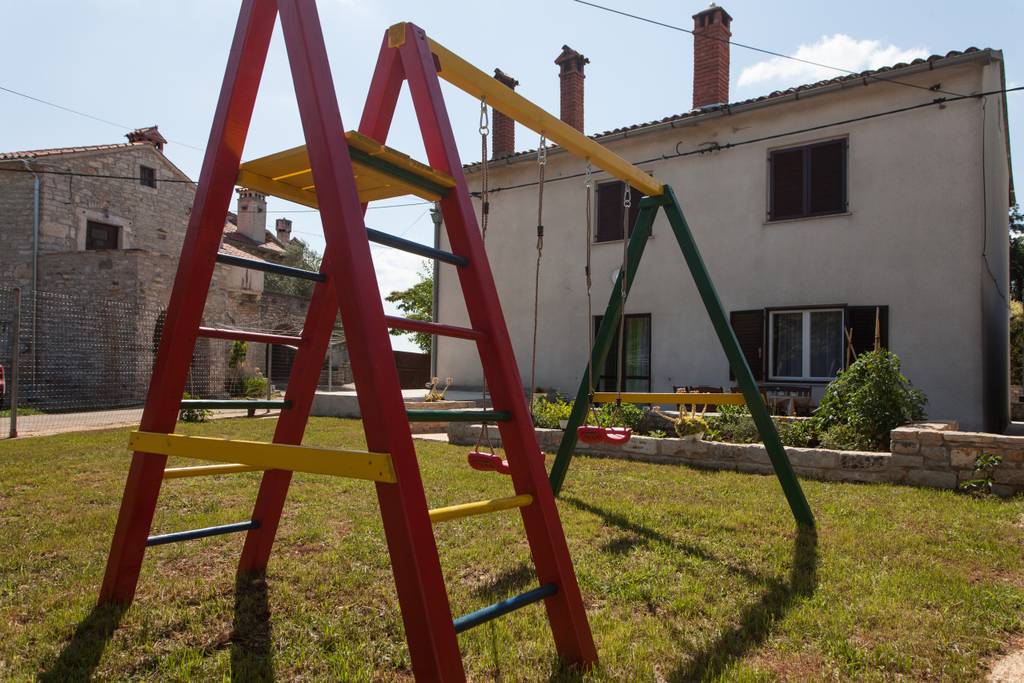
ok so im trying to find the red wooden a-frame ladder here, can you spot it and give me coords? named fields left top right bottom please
left=98, top=1, right=596, bottom=679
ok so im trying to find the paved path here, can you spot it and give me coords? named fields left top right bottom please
left=0, top=408, right=274, bottom=439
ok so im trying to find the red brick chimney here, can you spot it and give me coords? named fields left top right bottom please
left=692, top=4, right=732, bottom=109
left=126, top=125, right=167, bottom=152
left=555, top=45, right=589, bottom=132
left=492, top=69, right=519, bottom=159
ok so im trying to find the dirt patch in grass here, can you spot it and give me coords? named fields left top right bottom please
left=989, top=636, right=1024, bottom=682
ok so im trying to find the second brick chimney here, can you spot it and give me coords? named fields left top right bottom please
left=275, top=218, right=292, bottom=244
left=555, top=46, right=589, bottom=132
left=492, top=69, right=519, bottom=159
left=236, top=188, right=267, bottom=243
left=692, top=4, right=732, bottom=110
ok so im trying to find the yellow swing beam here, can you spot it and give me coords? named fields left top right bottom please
left=388, top=23, right=663, bottom=198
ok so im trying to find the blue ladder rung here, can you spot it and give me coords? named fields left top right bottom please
left=452, top=583, right=557, bottom=634
left=146, top=520, right=259, bottom=547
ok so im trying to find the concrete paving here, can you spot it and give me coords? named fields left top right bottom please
left=1, top=408, right=272, bottom=439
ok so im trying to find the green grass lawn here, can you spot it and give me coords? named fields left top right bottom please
left=1, top=417, right=1022, bottom=681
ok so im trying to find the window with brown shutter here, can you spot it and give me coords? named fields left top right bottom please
left=729, top=309, right=765, bottom=381
left=845, top=306, right=889, bottom=364
left=85, top=220, right=120, bottom=250
left=595, top=180, right=643, bottom=242
left=139, top=165, right=157, bottom=188
left=769, top=138, right=847, bottom=221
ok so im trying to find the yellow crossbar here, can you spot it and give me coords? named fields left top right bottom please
left=387, top=24, right=663, bottom=198
left=592, top=392, right=747, bottom=405
left=130, top=432, right=396, bottom=484
left=163, top=463, right=264, bottom=479
left=427, top=494, right=533, bottom=524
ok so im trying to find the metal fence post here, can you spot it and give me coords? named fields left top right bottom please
left=266, top=343, right=273, bottom=400
left=9, top=288, right=20, bottom=438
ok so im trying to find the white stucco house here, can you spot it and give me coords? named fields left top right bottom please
left=435, top=5, right=1013, bottom=432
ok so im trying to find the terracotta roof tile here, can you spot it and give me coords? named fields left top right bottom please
left=0, top=141, right=147, bottom=161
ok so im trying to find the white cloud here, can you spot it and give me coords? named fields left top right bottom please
left=738, top=34, right=929, bottom=89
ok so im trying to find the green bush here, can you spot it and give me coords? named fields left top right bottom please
left=818, top=423, right=874, bottom=451
left=959, top=452, right=1004, bottom=496
left=815, top=349, right=926, bottom=451
left=531, top=396, right=572, bottom=429
left=704, top=405, right=760, bottom=444
left=593, top=401, right=645, bottom=431
left=704, top=405, right=819, bottom=448
left=179, top=392, right=211, bottom=423
left=242, top=373, right=268, bottom=398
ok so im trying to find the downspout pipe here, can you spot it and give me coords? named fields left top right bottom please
left=20, top=160, right=39, bottom=363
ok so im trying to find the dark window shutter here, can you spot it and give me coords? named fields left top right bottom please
left=596, top=181, right=625, bottom=242
left=729, top=309, right=765, bottom=381
left=769, top=149, right=804, bottom=220
left=809, top=140, right=846, bottom=214
left=845, top=306, right=889, bottom=364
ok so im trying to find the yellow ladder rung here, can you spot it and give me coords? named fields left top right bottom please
left=129, top=431, right=396, bottom=483
left=428, top=494, right=533, bottom=524
left=163, top=463, right=264, bottom=479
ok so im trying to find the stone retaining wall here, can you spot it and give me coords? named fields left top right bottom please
left=448, top=419, right=1024, bottom=496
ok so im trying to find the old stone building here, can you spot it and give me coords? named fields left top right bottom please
left=0, top=126, right=344, bottom=408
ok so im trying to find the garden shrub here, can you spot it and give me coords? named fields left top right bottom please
left=179, top=392, right=211, bottom=423
left=704, top=405, right=819, bottom=447
left=531, top=396, right=572, bottom=429
left=818, top=423, right=874, bottom=451
left=815, top=349, right=926, bottom=451
left=242, top=373, right=269, bottom=398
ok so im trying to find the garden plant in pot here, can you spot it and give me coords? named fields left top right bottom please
left=673, top=403, right=709, bottom=442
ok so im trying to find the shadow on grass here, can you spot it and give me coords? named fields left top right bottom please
left=561, top=496, right=819, bottom=681
left=471, top=562, right=535, bottom=601
left=39, top=602, right=126, bottom=682
left=667, top=525, right=818, bottom=682
left=231, top=571, right=274, bottom=682
left=562, top=496, right=771, bottom=586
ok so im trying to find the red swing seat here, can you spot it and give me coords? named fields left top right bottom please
left=576, top=425, right=632, bottom=445
left=467, top=450, right=511, bottom=475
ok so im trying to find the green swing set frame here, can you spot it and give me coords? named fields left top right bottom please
left=548, top=186, right=816, bottom=529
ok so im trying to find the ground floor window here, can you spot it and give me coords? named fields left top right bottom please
left=595, top=313, right=651, bottom=392
left=769, top=308, right=844, bottom=381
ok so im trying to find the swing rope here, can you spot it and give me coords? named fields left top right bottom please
left=583, top=162, right=601, bottom=428
left=613, top=184, right=631, bottom=421
left=528, top=136, right=546, bottom=417
left=478, top=99, right=493, bottom=404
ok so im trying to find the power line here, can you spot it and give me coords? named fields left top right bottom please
left=572, top=0, right=965, bottom=98
left=0, top=84, right=206, bottom=152
left=471, top=85, right=1023, bottom=196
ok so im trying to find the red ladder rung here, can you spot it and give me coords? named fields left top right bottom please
left=385, top=316, right=484, bottom=342
left=197, top=326, right=303, bottom=346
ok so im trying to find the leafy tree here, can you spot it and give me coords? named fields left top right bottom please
left=385, top=266, right=433, bottom=352
left=265, top=239, right=323, bottom=297
left=1012, top=300, right=1024, bottom=385
left=1010, top=204, right=1024, bottom=301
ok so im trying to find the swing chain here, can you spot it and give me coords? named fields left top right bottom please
left=529, top=136, right=547, bottom=417
left=479, top=98, right=490, bottom=243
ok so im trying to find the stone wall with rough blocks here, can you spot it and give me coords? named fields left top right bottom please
left=447, top=419, right=1024, bottom=496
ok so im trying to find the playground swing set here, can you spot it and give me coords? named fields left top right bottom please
left=98, top=1, right=814, bottom=680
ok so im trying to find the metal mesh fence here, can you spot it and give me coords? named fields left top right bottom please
left=0, top=286, right=350, bottom=439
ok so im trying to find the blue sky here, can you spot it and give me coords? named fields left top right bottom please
left=3, top=0, right=1021, bottom=351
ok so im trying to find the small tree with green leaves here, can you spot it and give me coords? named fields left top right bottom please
left=815, top=349, right=927, bottom=451
left=1010, top=204, right=1024, bottom=301
left=385, top=266, right=433, bottom=352
left=265, top=239, right=323, bottom=297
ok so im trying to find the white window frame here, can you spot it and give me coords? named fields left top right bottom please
left=768, top=308, right=844, bottom=381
